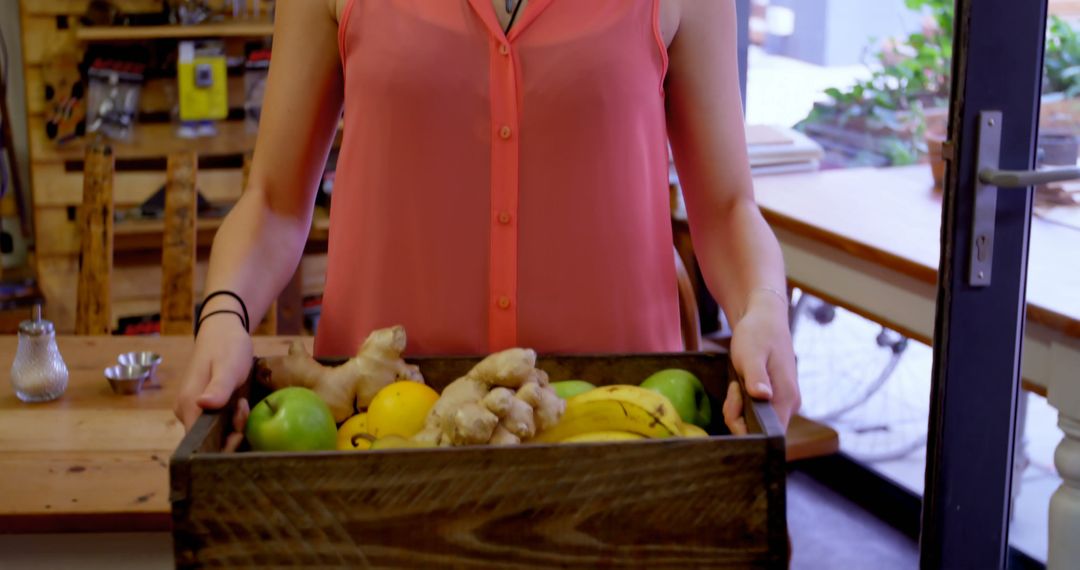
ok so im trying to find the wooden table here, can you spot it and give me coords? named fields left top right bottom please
left=0, top=335, right=311, bottom=534
left=749, top=165, right=1080, bottom=568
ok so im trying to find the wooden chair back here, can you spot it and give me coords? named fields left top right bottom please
left=159, top=152, right=198, bottom=335
left=74, top=144, right=114, bottom=335
left=75, top=145, right=198, bottom=335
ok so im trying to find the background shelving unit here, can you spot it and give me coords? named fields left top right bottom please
left=19, top=0, right=328, bottom=333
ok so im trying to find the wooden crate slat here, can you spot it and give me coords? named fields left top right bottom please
left=30, top=117, right=259, bottom=163
left=160, top=152, right=198, bottom=335
left=34, top=209, right=82, bottom=257
left=37, top=254, right=326, bottom=333
left=33, top=164, right=244, bottom=207
left=22, top=0, right=163, bottom=17
left=19, top=16, right=80, bottom=68
left=77, top=21, right=273, bottom=41
left=74, top=144, right=114, bottom=335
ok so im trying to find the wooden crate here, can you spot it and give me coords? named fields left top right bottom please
left=171, top=353, right=788, bottom=568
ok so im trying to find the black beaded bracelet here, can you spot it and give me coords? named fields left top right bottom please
left=195, top=290, right=250, bottom=337
left=194, top=309, right=247, bottom=337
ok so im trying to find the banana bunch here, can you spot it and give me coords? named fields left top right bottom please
left=530, top=385, right=708, bottom=443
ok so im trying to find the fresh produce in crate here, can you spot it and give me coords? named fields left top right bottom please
left=414, top=348, right=566, bottom=446
left=550, top=380, right=596, bottom=399
left=530, top=384, right=685, bottom=443
left=256, top=326, right=424, bottom=422
left=246, top=387, right=338, bottom=452
left=640, top=368, right=712, bottom=428
left=336, top=413, right=371, bottom=451
left=366, top=381, right=439, bottom=438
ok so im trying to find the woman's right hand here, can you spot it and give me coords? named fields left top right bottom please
left=174, top=315, right=254, bottom=448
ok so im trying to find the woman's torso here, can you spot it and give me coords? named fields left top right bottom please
left=315, top=0, right=683, bottom=357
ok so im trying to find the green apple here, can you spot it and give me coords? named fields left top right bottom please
left=245, top=387, right=337, bottom=452
left=640, top=369, right=711, bottom=428
left=551, top=380, right=596, bottom=400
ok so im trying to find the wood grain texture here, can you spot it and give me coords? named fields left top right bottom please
left=77, top=21, right=273, bottom=41
left=174, top=353, right=788, bottom=568
left=0, top=335, right=312, bottom=533
left=74, top=144, right=114, bottom=335
left=753, top=166, right=1080, bottom=338
left=29, top=116, right=341, bottom=164
left=160, top=152, right=198, bottom=335
left=32, top=163, right=243, bottom=208
left=36, top=254, right=327, bottom=333
left=674, top=245, right=701, bottom=352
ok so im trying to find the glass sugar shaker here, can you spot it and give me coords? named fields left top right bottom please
left=10, top=305, right=69, bottom=403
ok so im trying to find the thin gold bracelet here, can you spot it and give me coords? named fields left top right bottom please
left=752, top=286, right=788, bottom=304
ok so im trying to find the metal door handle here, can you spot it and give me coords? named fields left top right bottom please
left=979, top=166, right=1080, bottom=188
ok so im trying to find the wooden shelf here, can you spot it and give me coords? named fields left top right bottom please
left=111, top=213, right=330, bottom=253
left=76, top=21, right=274, bottom=42
left=30, top=119, right=343, bottom=163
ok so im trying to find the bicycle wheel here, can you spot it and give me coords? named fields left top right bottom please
left=790, top=289, right=930, bottom=462
left=791, top=290, right=908, bottom=421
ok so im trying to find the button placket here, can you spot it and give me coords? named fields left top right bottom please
left=488, top=35, right=521, bottom=350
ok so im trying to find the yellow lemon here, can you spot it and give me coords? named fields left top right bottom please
left=337, top=413, right=373, bottom=451
left=367, top=381, right=440, bottom=438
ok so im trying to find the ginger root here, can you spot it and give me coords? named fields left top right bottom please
left=414, top=348, right=565, bottom=446
left=255, top=326, right=424, bottom=422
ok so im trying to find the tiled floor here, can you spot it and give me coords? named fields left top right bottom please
left=788, top=471, right=918, bottom=569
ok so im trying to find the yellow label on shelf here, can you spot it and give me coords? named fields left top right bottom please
left=177, top=42, right=228, bottom=122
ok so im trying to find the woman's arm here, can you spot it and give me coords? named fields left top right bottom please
left=175, top=0, right=345, bottom=429
left=665, top=0, right=800, bottom=432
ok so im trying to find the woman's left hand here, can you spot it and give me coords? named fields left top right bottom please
left=722, top=290, right=800, bottom=435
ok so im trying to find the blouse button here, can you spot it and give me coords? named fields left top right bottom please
left=499, top=44, right=510, bottom=56
left=496, top=296, right=511, bottom=310
left=497, top=211, right=512, bottom=225
left=499, top=125, right=513, bottom=140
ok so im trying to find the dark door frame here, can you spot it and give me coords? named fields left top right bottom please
left=921, top=0, right=1047, bottom=567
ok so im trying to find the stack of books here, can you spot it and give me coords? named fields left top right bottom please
left=745, top=124, right=824, bottom=176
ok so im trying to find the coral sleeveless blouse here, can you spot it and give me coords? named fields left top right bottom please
left=315, top=0, right=681, bottom=357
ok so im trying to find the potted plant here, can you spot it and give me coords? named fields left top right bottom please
left=796, top=0, right=953, bottom=174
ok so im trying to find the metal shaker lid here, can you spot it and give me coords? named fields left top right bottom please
left=18, top=305, right=54, bottom=337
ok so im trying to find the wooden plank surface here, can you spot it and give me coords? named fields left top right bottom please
left=32, top=165, right=244, bottom=208
left=36, top=254, right=328, bottom=333
left=178, top=439, right=782, bottom=568
left=29, top=118, right=342, bottom=164
left=752, top=166, right=1080, bottom=338
left=21, top=0, right=161, bottom=16
left=0, top=335, right=311, bottom=531
left=74, top=145, right=114, bottom=335
left=76, top=21, right=273, bottom=41
left=30, top=118, right=260, bottom=163
left=160, top=153, right=198, bottom=335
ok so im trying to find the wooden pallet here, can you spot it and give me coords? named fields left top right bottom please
left=19, top=0, right=328, bottom=332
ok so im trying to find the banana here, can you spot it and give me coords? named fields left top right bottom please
left=570, top=385, right=685, bottom=435
left=561, top=431, right=645, bottom=443
left=679, top=423, right=709, bottom=438
left=530, top=385, right=684, bottom=442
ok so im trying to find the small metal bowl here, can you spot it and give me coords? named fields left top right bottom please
left=105, top=364, right=151, bottom=395
left=118, top=352, right=163, bottom=385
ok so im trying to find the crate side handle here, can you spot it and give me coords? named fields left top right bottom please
left=726, top=360, right=786, bottom=439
